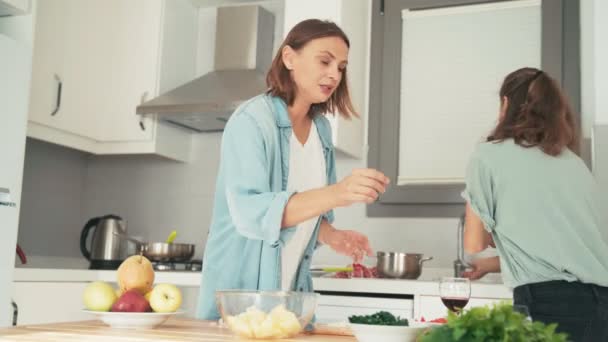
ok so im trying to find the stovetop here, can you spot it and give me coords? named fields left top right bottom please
left=151, top=259, right=202, bottom=272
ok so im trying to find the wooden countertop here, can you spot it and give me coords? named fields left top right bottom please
left=0, top=318, right=357, bottom=341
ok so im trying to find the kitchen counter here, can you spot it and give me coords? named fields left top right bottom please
left=13, top=268, right=202, bottom=285
left=0, top=319, right=355, bottom=341
left=13, top=268, right=512, bottom=299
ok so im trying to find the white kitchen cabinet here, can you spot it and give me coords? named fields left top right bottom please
left=0, top=0, right=29, bottom=16
left=11, top=281, right=199, bottom=325
left=11, top=282, right=90, bottom=325
left=316, top=294, right=413, bottom=323
left=416, top=295, right=511, bottom=320
left=27, top=0, right=193, bottom=162
left=283, top=0, right=368, bottom=158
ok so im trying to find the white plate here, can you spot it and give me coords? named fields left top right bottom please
left=82, top=310, right=184, bottom=329
left=349, top=322, right=432, bottom=342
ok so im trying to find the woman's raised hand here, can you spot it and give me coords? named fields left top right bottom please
left=331, top=168, right=390, bottom=207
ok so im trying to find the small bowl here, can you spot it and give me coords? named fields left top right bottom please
left=349, top=322, right=432, bottom=342
left=216, top=290, right=317, bottom=339
left=82, top=310, right=183, bottom=329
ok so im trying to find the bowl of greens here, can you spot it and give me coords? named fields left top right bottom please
left=348, top=311, right=431, bottom=342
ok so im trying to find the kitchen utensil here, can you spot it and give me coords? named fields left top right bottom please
left=82, top=310, right=183, bottom=329
left=310, top=266, right=353, bottom=273
left=80, top=215, right=128, bottom=269
left=112, top=232, right=195, bottom=262
left=376, top=252, right=433, bottom=279
left=16, top=244, right=26, bottom=265
left=143, top=242, right=194, bottom=262
left=215, top=290, right=318, bottom=339
left=166, top=230, right=177, bottom=243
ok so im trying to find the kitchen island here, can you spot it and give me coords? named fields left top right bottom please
left=0, top=319, right=356, bottom=341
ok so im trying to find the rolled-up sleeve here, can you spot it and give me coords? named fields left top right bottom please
left=222, top=113, right=294, bottom=245
left=461, top=153, right=496, bottom=232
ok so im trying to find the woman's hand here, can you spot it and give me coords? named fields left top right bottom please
left=462, top=256, right=500, bottom=280
left=320, top=227, right=373, bottom=263
left=331, top=168, right=390, bottom=207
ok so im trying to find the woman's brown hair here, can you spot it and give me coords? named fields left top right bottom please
left=488, top=67, right=579, bottom=156
left=266, top=19, right=357, bottom=118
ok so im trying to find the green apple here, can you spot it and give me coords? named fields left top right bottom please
left=83, top=281, right=117, bottom=311
left=149, top=283, right=182, bottom=313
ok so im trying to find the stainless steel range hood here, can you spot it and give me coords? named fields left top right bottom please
left=137, top=5, right=275, bottom=132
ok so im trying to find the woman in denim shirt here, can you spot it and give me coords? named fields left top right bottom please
left=197, top=19, right=390, bottom=319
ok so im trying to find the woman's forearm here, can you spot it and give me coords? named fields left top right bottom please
left=281, top=186, right=339, bottom=228
left=317, top=219, right=336, bottom=243
left=484, top=256, right=501, bottom=273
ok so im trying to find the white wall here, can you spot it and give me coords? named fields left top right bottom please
left=581, top=0, right=608, bottom=126
left=593, top=0, right=608, bottom=124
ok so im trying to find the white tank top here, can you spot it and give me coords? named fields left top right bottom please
left=281, top=122, right=327, bottom=290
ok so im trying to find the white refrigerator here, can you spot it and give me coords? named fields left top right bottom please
left=0, top=33, right=30, bottom=327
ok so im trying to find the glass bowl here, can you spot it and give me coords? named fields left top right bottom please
left=216, top=290, right=318, bottom=339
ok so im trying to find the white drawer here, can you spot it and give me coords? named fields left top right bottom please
left=316, top=294, right=413, bottom=324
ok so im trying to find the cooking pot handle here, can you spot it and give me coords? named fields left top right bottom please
left=419, top=256, right=433, bottom=266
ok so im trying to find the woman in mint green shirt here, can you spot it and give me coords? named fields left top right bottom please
left=462, top=67, right=608, bottom=341
left=196, top=19, right=390, bottom=320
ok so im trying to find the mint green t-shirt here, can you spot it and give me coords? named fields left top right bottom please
left=462, top=139, right=608, bottom=288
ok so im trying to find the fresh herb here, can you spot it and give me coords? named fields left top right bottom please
left=419, top=302, right=569, bottom=342
left=348, top=311, right=409, bottom=326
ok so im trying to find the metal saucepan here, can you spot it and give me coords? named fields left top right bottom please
left=113, top=232, right=195, bottom=262
left=375, top=251, right=433, bottom=279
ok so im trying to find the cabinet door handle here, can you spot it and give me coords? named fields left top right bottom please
left=139, top=91, right=149, bottom=131
left=11, top=300, right=18, bottom=326
left=50, top=74, right=62, bottom=116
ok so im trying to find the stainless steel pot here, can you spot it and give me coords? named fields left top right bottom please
left=376, top=251, right=433, bottom=279
left=113, top=232, right=195, bottom=262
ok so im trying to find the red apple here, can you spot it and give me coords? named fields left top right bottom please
left=111, top=290, right=151, bottom=312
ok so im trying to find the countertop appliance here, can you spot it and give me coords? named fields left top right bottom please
left=80, top=214, right=128, bottom=270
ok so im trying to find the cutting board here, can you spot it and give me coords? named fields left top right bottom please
left=313, top=322, right=353, bottom=336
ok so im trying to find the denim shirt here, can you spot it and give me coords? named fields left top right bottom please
left=196, top=94, right=336, bottom=319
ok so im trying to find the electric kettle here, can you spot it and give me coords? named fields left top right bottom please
left=80, top=214, right=128, bottom=269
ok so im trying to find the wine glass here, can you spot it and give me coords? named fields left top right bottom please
left=439, top=277, right=471, bottom=315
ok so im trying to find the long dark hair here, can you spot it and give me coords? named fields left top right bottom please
left=266, top=19, right=357, bottom=118
left=488, top=67, right=579, bottom=156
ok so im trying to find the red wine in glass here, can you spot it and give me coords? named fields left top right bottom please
left=439, top=277, right=471, bottom=314
left=441, top=297, right=469, bottom=313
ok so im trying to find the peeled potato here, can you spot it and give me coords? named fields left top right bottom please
left=225, top=304, right=302, bottom=339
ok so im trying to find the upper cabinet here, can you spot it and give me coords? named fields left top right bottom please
left=0, top=0, right=30, bottom=16
left=283, top=0, right=368, bottom=158
left=27, top=0, right=193, bottom=162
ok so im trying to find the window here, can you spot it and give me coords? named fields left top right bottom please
left=367, top=0, right=580, bottom=217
